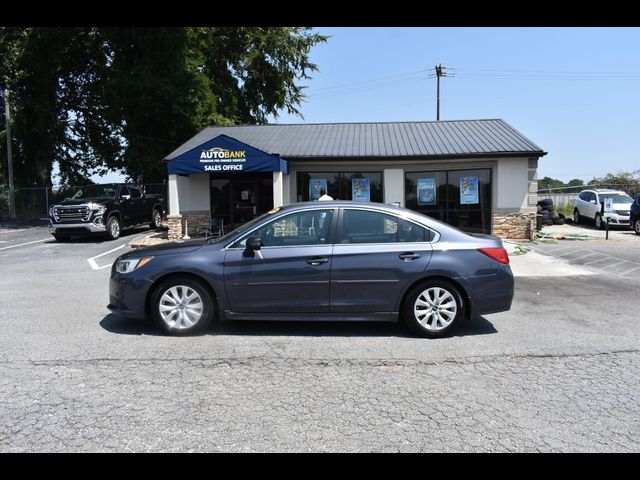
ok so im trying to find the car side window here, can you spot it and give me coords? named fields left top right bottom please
left=578, top=192, right=588, bottom=201
left=120, top=186, right=131, bottom=199
left=340, top=210, right=433, bottom=244
left=128, top=186, right=142, bottom=198
left=234, top=210, right=334, bottom=248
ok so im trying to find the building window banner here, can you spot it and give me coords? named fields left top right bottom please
left=417, top=178, right=436, bottom=205
left=309, top=179, right=328, bottom=201
left=352, top=178, right=371, bottom=202
left=460, top=176, right=479, bottom=205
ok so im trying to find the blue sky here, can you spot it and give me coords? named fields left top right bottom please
left=93, top=27, right=640, bottom=185
left=271, top=27, right=640, bottom=183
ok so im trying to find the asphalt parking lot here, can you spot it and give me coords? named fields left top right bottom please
left=1, top=223, right=639, bottom=452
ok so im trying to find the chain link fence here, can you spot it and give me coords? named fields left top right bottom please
left=0, top=183, right=167, bottom=221
left=537, top=183, right=640, bottom=208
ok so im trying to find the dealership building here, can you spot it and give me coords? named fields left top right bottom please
left=162, top=119, right=546, bottom=240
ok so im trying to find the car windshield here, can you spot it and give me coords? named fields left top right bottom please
left=72, top=185, right=118, bottom=199
left=600, top=193, right=633, bottom=203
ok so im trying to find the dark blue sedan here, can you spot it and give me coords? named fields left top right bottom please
left=108, top=202, right=514, bottom=338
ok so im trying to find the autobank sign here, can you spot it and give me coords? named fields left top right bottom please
left=200, top=147, right=247, bottom=171
left=167, top=134, right=287, bottom=175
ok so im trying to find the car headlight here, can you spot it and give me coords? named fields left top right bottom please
left=91, top=203, right=107, bottom=215
left=114, top=256, right=154, bottom=274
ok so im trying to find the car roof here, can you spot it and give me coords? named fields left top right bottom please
left=580, top=189, right=627, bottom=194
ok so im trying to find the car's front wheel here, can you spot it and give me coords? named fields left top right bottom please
left=106, top=215, right=121, bottom=240
left=403, top=280, right=464, bottom=338
left=634, top=218, right=640, bottom=236
left=595, top=213, right=604, bottom=230
left=151, top=276, right=215, bottom=335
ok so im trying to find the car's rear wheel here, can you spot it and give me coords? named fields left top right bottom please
left=151, top=276, right=215, bottom=335
left=573, top=208, right=581, bottom=225
left=403, top=280, right=464, bottom=338
left=150, top=209, right=162, bottom=230
left=634, top=219, right=640, bottom=236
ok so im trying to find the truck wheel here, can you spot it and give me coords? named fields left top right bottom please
left=150, top=276, right=215, bottom=335
left=150, top=209, right=162, bottom=230
left=53, top=234, right=70, bottom=242
left=106, top=216, right=121, bottom=240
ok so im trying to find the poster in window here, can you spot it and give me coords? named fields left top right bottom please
left=309, top=179, right=328, bottom=201
left=351, top=178, right=370, bottom=202
left=460, top=176, right=479, bottom=205
left=417, top=178, right=436, bottom=205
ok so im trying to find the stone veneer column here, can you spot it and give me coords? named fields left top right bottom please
left=492, top=212, right=537, bottom=240
left=166, top=215, right=183, bottom=241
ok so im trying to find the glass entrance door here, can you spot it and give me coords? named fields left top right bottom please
left=211, top=173, right=274, bottom=230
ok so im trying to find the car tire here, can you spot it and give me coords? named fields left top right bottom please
left=151, top=276, right=215, bottom=336
left=150, top=209, right=163, bottom=230
left=403, top=280, right=465, bottom=338
left=538, top=198, right=553, bottom=207
left=53, top=234, right=70, bottom=242
left=595, top=213, right=604, bottom=230
left=634, top=219, right=640, bottom=236
left=573, top=209, right=581, bottom=225
left=106, top=215, right=121, bottom=240
left=541, top=204, right=555, bottom=212
left=542, top=219, right=553, bottom=226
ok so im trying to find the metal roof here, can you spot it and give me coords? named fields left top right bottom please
left=164, top=119, right=545, bottom=161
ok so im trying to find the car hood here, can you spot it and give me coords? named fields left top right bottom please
left=122, top=239, right=209, bottom=258
left=59, top=197, right=113, bottom=205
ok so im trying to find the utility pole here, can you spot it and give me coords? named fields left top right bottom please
left=3, top=88, right=15, bottom=219
left=429, top=65, right=452, bottom=121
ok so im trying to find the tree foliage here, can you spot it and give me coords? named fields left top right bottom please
left=0, top=27, right=327, bottom=186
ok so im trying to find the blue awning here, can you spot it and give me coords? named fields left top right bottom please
left=167, top=134, right=287, bottom=175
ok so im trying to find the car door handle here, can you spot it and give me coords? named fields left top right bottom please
left=399, top=252, right=421, bottom=261
left=306, top=257, right=329, bottom=266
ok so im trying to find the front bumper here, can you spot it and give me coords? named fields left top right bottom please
left=107, top=272, right=154, bottom=320
left=49, top=220, right=106, bottom=234
left=605, top=214, right=630, bottom=225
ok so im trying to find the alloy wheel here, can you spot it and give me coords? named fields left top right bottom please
left=413, top=287, right=458, bottom=332
left=159, top=285, right=204, bottom=330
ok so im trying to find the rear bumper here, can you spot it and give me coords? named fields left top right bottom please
left=49, top=220, right=106, bottom=235
left=459, top=266, right=514, bottom=317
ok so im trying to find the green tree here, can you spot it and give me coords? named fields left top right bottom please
left=0, top=27, right=328, bottom=188
left=538, top=176, right=565, bottom=191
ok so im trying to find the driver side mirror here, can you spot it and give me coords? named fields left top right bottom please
left=243, top=236, right=262, bottom=257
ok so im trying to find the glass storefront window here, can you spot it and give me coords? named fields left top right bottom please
left=297, top=171, right=383, bottom=203
left=405, top=169, right=492, bottom=234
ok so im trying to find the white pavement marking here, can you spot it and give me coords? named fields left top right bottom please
left=87, top=244, right=127, bottom=270
left=0, top=238, right=50, bottom=251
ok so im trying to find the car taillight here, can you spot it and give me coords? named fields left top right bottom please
left=477, top=247, right=510, bottom=265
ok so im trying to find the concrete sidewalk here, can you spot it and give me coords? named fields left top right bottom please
left=504, top=241, right=596, bottom=277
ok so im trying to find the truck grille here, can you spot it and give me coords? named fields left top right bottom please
left=53, top=206, right=91, bottom=222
